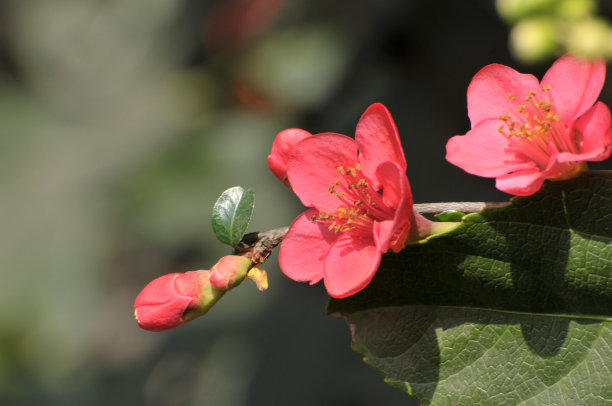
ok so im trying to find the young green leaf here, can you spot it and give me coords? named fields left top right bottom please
left=328, top=171, right=612, bottom=405
left=211, top=186, right=255, bottom=247
left=434, top=209, right=465, bottom=222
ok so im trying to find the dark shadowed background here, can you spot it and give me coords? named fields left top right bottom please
left=1, top=1, right=610, bottom=405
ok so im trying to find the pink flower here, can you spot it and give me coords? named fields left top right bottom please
left=272, top=103, right=426, bottom=298
left=446, top=54, right=612, bottom=196
left=135, top=270, right=222, bottom=331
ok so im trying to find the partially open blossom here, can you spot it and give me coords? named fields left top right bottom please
left=209, top=255, right=252, bottom=290
left=135, top=270, right=224, bottom=331
left=271, top=103, right=432, bottom=298
left=446, top=54, right=612, bottom=196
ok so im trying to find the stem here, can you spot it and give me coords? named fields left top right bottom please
left=240, top=201, right=507, bottom=265
left=413, top=202, right=507, bottom=214
left=240, top=226, right=289, bottom=266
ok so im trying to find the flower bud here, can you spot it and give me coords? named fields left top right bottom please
left=566, top=18, right=612, bottom=59
left=496, top=0, right=556, bottom=23
left=134, top=270, right=224, bottom=331
left=209, top=255, right=253, bottom=290
left=509, top=17, right=558, bottom=63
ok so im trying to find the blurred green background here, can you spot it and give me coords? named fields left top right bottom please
left=1, top=1, right=611, bottom=405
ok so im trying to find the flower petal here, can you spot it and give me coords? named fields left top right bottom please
left=267, top=128, right=313, bottom=182
left=134, top=273, right=196, bottom=331
left=355, top=103, right=407, bottom=188
left=279, top=209, right=336, bottom=285
left=135, top=273, right=183, bottom=306
left=286, top=133, right=359, bottom=213
left=495, top=169, right=545, bottom=196
left=323, top=234, right=379, bottom=298
left=467, top=64, right=541, bottom=126
left=446, top=119, right=536, bottom=177
left=375, top=160, right=413, bottom=209
left=542, top=54, right=606, bottom=122
left=558, top=101, right=612, bottom=163
left=374, top=161, right=413, bottom=252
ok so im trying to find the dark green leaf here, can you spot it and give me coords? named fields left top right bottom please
left=349, top=307, right=611, bottom=405
left=211, top=186, right=255, bottom=246
left=328, top=171, right=612, bottom=405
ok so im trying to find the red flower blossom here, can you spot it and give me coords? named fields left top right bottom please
left=271, top=103, right=426, bottom=298
left=446, top=54, right=612, bottom=196
left=134, top=270, right=222, bottom=331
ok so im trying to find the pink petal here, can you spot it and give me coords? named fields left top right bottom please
left=467, top=64, right=541, bottom=126
left=279, top=209, right=337, bottom=285
left=267, top=128, right=313, bottom=182
left=323, top=233, right=380, bottom=298
left=558, top=101, right=612, bottom=163
left=495, top=169, right=545, bottom=196
left=355, top=103, right=407, bottom=188
left=446, top=119, right=536, bottom=177
left=135, top=273, right=184, bottom=306
left=286, top=133, right=359, bottom=213
left=373, top=161, right=413, bottom=252
left=373, top=220, right=396, bottom=253
left=542, top=54, right=606, bottom=122
left=134, top=273, right=197, bottom=331
left=375, top=160, right=413, bottom=210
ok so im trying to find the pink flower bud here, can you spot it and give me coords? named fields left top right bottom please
left=209, top=255, right=252, bottom=290
left=134, top=270, right=223, bottom=331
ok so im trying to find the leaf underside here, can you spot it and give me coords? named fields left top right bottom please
left=328, top=171, right=612, bottom=405
left=211, top=186, right=255, bottom=247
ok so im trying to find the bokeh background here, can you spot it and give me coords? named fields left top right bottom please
left=1, top=1, right=611, bottom=405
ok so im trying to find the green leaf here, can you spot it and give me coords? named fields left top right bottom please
left=435, top=210, right=465, bottom=222
left=211, top=186, right=255, bottom=247
left=328, top=171, right=612, bottom=405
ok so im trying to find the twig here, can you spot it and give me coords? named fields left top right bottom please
left=240, top=201, right=507, bottom=265
left=413, top=202, right=508, bottom=214
left=241, top=226, right=289, bottom=266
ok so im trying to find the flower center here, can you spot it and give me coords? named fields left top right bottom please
left=311, top=163, right=395, bottom=237
left=497, top=87, right=580, bottom=169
